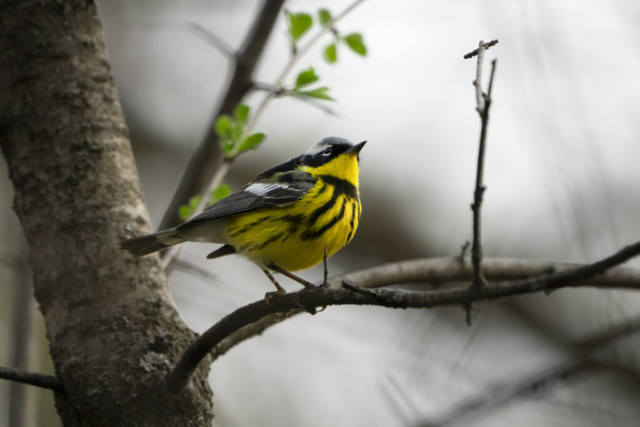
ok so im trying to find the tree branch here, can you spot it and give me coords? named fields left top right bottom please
left=464, top=39, right=498, bottom=324
left=8, top=259, right=37, bottom=427
left=470, top=42, right=498, bottom=290
left=252, top=82, right=339, bottom=116
left=167, top=240, right=640, bottom=393
left=418, top=316, right=640, bottom=427
left=463, top=39, right=499, bottom=59
left=158, top=0, right=286, bottom=231
left=0, top=366, right=63, bottom=392
left=207, top=256, right=640, bottom=364
left=187, top=22, right=236, bottom=59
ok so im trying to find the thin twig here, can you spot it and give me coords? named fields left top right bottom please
left=0, top=366, right=64, bottom=392
left=166, top=239, right=640, bottom=393
left=9, top=260, right=37, bottom=427
left=456, top=240, right=470, bottom=262
left=252, top=83, right=339, bottom=116
left=466, top=40, right=498, bottom=324
left=470, top=43, right=498, bottom=290
left=172, top=259, right=219, bottom=284
left=463, top=39, right=499, bottom=59
left=187, top=23, right=236, bottom=59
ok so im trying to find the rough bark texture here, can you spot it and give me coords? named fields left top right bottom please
left=0, top=1, right=213, bottom=426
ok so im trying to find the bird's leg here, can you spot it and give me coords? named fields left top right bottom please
left=321, top=246, right=330, bottom=288
left=269, top=264, right=317, bottom=290
left=262, top=268, right=286, bottom=304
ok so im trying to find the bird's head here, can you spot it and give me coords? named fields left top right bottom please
left=298, top=137, right=366, bottom=184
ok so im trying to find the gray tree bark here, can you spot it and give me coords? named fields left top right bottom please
left=0, top=1, right=213, bottom=425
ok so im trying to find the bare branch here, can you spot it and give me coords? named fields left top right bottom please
left=187, top=23, right=236, bottom=59
left=470, top=44, right=498, bottom=291
left=167, top=240, right=640, bottom=393
left=0, top=366, right=64, bottom=392
left=418, top=317, right=640, bottom=427
left=466, top=40, right=498, bottom=324
left=210, top=311, right=303, bottom=362
left=9, top=260, right=37, bottom=427
left=207, top=257, right=640, bottom=364
left=463, top=39, right=499, bottom=59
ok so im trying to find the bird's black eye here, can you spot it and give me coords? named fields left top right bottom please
left=321, top=148, right=332, bottom=156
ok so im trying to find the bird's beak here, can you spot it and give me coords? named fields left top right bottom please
left=345, top=141, right=367, bottom=155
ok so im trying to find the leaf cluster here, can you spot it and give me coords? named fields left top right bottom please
left=215, top=104, right=266, bottom=159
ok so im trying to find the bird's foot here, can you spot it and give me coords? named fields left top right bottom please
left=264, top=289, right=287, bottom=307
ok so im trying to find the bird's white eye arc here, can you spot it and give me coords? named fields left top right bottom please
left=321, top=148, right=332, bottom=156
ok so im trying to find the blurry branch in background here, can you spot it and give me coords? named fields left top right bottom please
left=187, top=23, right=236, bottom=59
left=158, top=0, right=285, bottom=231
left=0, top=262, right=62, bottom=398
left=418, top=316, right=640, bottom=427
left=464, top=40, right=498, bottom=325
left=161, top=0, right=367, bottom=268
left=173, top=259, right=219, bottom=285
left=421, top=361, right=597, bottom=427
left=167, top=241, right=640, bottom=393
left=9, top=260, right=37, bottom=427
left=0, top=366, right=63, bottom=392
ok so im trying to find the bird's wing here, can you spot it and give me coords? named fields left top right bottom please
left=185, top=171, right=315, bottom=225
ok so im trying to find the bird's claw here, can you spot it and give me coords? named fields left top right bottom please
left=265, top=289, right=286, bottom=307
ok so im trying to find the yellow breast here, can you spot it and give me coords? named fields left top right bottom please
left=225, top=153, right=361, bottom=271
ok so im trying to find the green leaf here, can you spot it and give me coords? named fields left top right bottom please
left=324, top=43, right=337, bottom=63
left=210, top=183, right=231, bottom=204
left=178, top=195, right=203, bottom=220
left=230, top=122, right=243, bottom=143
left=189, top=195, right=202, bottom=209
left=318, top=9, right=332, bottom=26
left=178, top=205, right=192, bottom=221
left=215, top=115, right=232, bottom=137
left=234, top=104, right=250, bottom=126
left=220, top=137, right=234, bottom=155
left=295, top=67, right=319, bottom=89
left=286, top=10, right=313, bottom=42
left=343, top=33, right=367, bottom=56
left=237, top=133, right=266, bottom=154
left=296, top=86, right=334, bottom=100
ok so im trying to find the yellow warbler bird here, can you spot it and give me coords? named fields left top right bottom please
left=119, top=137, right=365, bottom=298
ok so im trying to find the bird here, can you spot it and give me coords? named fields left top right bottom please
left=119, top=137, right=365, bottom=299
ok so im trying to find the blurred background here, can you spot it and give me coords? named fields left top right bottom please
left=2, top=0, right=640, bottom=425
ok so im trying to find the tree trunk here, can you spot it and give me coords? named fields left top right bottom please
left=0, top=1, right=213, bottom=425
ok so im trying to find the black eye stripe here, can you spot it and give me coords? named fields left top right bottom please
left=300, top=142, right=353, bottom=167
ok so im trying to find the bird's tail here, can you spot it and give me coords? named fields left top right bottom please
left=118, top=229, right=185, bottom=256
